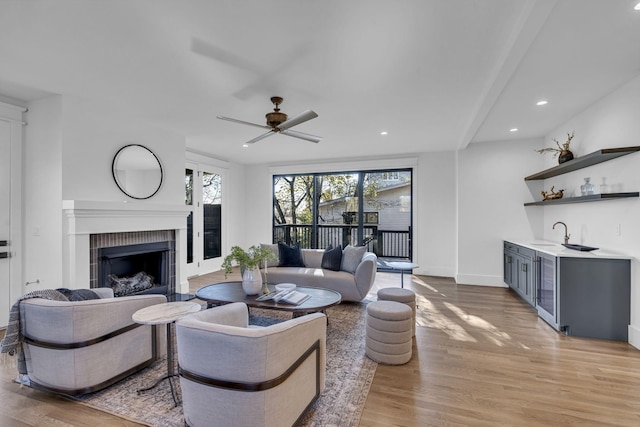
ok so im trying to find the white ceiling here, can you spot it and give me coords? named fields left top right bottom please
left=1, top=0, right=639, bottom=165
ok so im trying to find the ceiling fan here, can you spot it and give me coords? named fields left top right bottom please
left=217, top=97, right=322, bottom=145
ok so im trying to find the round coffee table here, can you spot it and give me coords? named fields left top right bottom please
left=195, top=282, right=341, bottom=316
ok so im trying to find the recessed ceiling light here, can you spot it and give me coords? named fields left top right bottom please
left=635, top=2, right=640, bottom=10
left=242, top=144, right=249, bottom=148
left=536, top=100, right=548, bottom=106
left=380, top=131, right=388, bottom=135
left=510, top=128, right=519, bottom=132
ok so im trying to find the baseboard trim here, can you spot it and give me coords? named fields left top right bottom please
left=628, top=325, right=640, bottom=349
left=455, top=274, right=506, bottom=287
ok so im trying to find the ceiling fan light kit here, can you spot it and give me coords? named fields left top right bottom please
left=218, top=96, right=322, bottom=145
left=265, top=96, right=287, bottom=127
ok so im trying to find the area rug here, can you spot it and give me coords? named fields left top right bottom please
left=69, top=301, right=377, bottom=427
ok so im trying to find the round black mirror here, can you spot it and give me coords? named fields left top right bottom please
left=112, top=144, right=163, bottom=199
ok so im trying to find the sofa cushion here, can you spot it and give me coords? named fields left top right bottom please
left=260, top=243, right=280, bottom=268
left=341, top=245, right=367, bottom=274
left=278, top=242, right=305, bottom=267
left=321, top=245, right=343, bottom=271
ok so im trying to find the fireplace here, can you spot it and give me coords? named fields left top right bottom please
left=98, top=241, right=171, bottom=296
left=62, top=200, right=191, bottom=296
left=89, top=230, right=178, bottom=297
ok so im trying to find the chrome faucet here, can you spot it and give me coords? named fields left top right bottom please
left=553, top=221, right=570, bottom=244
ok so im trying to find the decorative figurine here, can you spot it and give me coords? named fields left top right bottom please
left=541, top=186, right=565, bottom=201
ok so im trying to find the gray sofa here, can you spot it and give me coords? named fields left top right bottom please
left=19, top=288, right=166, bottom=394
left=262, top=248, right=377, bottom=302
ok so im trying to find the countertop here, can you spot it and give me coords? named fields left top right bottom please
left=505, top=239, right=633, bottom=260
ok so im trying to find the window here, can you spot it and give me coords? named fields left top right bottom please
left=272, top=168, right=412, bottom=260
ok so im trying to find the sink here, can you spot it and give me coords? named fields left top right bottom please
left=562, top=243, right=599, bottom=252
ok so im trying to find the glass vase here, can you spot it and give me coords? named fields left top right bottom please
left=580, top=177, right=595, bottom=196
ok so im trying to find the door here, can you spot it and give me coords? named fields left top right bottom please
left=1, top=120, right=11, bottom=323
left=185, top=163, right=223, bottom=277
left=537, top=252, right=558, bottom=329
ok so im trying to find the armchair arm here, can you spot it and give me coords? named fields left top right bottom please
left=180, top=338, right=321, bottom=392
left=176, top=305, right=326, bottom=386
left=354, top=252, right=377, bottom=299
left=20, top=294, right=167, bottom=344
left=180, top=301, right=249, bottom=328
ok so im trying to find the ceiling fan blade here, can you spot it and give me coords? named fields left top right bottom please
left=278, top=110, right=318, bottom=130
left=245, top=130, right=276, bottom=145
left=217, top=116, right=271, bottom=130
left=280, top=129, right=322, bottom=143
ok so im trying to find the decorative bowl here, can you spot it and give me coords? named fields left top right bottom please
left=275, top=283, right=296, bottom=292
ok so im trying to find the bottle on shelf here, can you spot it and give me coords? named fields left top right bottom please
left=580, top=177, right=595, bottom=196
left=600, top=177, right=608, bottom=194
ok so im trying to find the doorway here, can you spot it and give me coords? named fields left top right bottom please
left=1, top=120, right=12, bottom=324
left=185, top=163, right=223, bottom=277
left=0, top=103, right=25, bottom=328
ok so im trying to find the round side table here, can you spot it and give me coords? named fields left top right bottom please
left=132, top=301, right=201, bottom=406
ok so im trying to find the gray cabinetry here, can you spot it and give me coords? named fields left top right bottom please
left=556, top=257, right=630, bottom=341
left=503, top=242, right=535, bottom=306
left=504, top=240, right=631, bottom=341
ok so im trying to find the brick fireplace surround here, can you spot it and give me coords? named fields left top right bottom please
left=62, top=200, right=190, bottom=295
left=90, top=230, right=175, bottom=293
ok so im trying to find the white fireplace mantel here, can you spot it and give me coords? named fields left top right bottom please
left=62, top=200, right=190, bottom=235
left=62, top=200, right=191, bottom=293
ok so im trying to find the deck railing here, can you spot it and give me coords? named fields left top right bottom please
left=273, top=224, right=410, bottom=258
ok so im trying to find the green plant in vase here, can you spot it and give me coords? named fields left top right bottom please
left=222, top=245, right=278, bottom=294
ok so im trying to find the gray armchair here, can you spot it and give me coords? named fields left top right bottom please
left=176, top=302, right=326, bottom=427
left=19, top=288, right=166, bottom=394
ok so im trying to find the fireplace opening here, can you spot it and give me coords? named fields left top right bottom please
left=99, top=241, right=171, bottom=296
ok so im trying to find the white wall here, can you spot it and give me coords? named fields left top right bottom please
left=60, top=96, right=184, bottom=204
left=539, top=75, right=640, bottom=348
left=457, top=138, right=545, bottom=286
left=22, top=95, right=186, bottom=291
left=240, top=154, right=458, bottom=278
left=23, top=96, right=63, bottom=289
left=416, top=151, right=457, bottom=277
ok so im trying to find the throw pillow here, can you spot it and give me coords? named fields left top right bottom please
left=277, top=242, right=305, bottom=267
left=260, top=243, right=280, bottom=268
left=341, top=244, right=367, bottom=274
left=321, top=244, right=343, bottom=271
left=56, top=288, right=100, bottom=301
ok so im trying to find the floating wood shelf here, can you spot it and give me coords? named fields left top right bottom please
left=524, top=146, right=640, bottom=181
left=524, top=192, right=639, bottom=206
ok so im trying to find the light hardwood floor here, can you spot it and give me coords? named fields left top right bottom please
left=2, top=272, right=640, bottom=426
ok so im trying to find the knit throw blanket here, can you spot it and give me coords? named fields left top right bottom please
left=0, top=289, right=86, bottom=374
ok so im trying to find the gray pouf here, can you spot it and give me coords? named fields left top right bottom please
left=377, top=287, right=417, bottom=336
left=365, top=300, right=412, bottom=365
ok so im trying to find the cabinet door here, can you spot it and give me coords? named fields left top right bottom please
left=503, top=249, right=516, bottom=288
left=517, top=255, right=534, bottom=305
left=536, top=252, right=557, bottom=328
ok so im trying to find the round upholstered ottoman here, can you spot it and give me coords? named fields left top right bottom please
left=365, top=300, right=413, bottom=365
left=377, top=287, right=417, bottom=336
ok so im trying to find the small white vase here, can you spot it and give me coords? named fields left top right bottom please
left=242, top=266, right=263, bottom=295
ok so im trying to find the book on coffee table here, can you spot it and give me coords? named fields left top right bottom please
left=256, top=289, right=310, bottom=305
